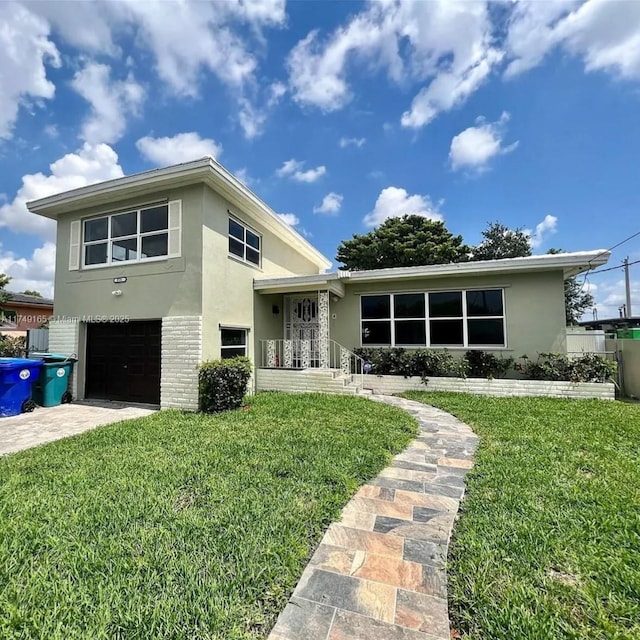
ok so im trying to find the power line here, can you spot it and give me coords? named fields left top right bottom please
left=589, top=257, right=640, bottom=276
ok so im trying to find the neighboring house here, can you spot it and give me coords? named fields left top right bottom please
left=1, top=292, right=53, bottom=334
left=27, top=157, right=610, bottom=409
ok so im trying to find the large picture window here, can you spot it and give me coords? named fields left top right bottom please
left=361, top=289, right=505, bottom=348
left=82, top=204, right=169, bottom=267
left=229, top=217, right=261, bottom=267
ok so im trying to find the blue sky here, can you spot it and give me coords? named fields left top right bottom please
left=0, top=0, right=639, bottom=319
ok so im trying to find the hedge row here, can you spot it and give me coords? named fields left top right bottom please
left=352, top=348, right=616, bottom=383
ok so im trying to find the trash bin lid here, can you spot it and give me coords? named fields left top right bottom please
left=0, top=357, right=44, bottom=369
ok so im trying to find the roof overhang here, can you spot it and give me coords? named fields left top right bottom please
left=253, top=250, right=611, bottom=293
left=26, top=157, right=332, bottom=272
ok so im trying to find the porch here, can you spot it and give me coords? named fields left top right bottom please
left=253, top=284, right=366, bottom=394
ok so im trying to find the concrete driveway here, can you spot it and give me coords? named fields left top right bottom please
left=0, top=402, right=156, bottom=456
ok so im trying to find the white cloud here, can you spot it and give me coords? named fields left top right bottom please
left=136, top=132, right=222, bottom=165
left=287, top=1, right=501, bottom=128
left=506, top=1, right=640, bottom=80
left=314, top=192, right=343, bottom=215
left=277, top=213, right=300, bottom=226
left=339, top=137, right=366, bottom=148
left=364, top=186, right=443, bottom=227
left=71, top=62, right=145, bottom=144
left=268, top=81, right=287, bottom=106
left=0, top=242, right=56, bottom=298
left=449, top=112, right=519, bottom=171
left=0, top=3, right=60, bottom=139
left=526, top=214, right=558, bottom=249
left=0, top=143, right=124, bottom=239
left=594, top=276, right=640, bottom=317
left=276, top=159, right=326, bottom=183
left=293, top=166, right=326, bottom=183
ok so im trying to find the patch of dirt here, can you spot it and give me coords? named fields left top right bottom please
left=548, top=567, right=580, bottom=587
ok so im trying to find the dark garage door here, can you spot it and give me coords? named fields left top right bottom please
left=85, top=320, right=161, bottom=405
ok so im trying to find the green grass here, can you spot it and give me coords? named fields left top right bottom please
left=0, top=392, right=416, bottom=639
left=401, top=392, right=640, bottom=640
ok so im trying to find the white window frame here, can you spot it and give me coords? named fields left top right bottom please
left=220, top=326, right=248, bottom=359
left=81, top=204, right=170, bottom=269
left=228, top=215, right=262, bottom=268
left=359, top=289, right=507, bottom=348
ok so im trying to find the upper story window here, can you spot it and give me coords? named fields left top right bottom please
left=228, top=216, right=261, bottom=267
left=82, top=205, right=169, bottom=268
left=361, top=289, right=505, bottom=348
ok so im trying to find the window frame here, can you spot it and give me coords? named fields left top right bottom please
left=359, top=289, right=507, bottom=349
left=228, top=214, right=262, bottom=269
left=81, top=204, right=170, bottom=270
left=220, top=326, right=248, bottom=359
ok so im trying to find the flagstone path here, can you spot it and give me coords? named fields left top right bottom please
left=268, top=394, right=478, bottom=640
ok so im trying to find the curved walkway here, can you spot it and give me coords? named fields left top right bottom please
left=269, top=395, right=478, bottom=640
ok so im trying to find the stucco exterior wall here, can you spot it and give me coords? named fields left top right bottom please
left=328, top=271, right=567, bottom=358
left=200, top=186, right=321, bottom=365
left=618, top=339, right=640, bottom=399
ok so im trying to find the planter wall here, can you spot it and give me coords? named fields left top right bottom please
left=362, top=375, right=615, bottom=400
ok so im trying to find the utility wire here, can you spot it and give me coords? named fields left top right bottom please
left=589, top=257, right=640, bottom=276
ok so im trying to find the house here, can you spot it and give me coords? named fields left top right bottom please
left=27, top=157, right=610, bottom=409
left=1, top=292, right=53, bottom=335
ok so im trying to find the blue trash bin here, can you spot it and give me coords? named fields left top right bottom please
left=0, top=358, right=44, bottom=417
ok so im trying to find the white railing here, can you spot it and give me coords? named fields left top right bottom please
left=259, top=338, right=365, bottom=389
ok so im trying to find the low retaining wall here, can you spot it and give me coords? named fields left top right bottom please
left=362, top=375, right=615, bottom=400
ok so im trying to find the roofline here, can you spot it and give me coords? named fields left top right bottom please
left=254, top=250, right=611, bottom=290
left=26, top=157, right=332, bottom=271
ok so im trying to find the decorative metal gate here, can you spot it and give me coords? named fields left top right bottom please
left=285, top=295, right=319, bottom=367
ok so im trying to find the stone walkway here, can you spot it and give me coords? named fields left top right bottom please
left=268, top=394, right=478, bottom=640
left=0, top=402, right=156, bottom=456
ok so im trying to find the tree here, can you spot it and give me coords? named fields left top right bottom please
left=547, top=249, right=595, bottom=325
left=0, top=273, right=10, bottom=307
left=22, top=290, right=42, bottom=298
left=336, top=215, right=470, bottom=270
left=471, top=221, right=531, bottom=260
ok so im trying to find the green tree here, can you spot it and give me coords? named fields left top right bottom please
left=336, top=215, right=470, bottom=270
left=0, top=273, right=10, bottom=307
left=547, top=248, right=595, bottom=325
left=471, top=221, right=531, bottom=260
left=22, top=289, right=42, bottom=298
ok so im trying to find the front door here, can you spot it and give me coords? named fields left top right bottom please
left=286, top=295, right=319, bottom=367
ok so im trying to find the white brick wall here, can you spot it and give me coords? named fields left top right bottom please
left=48, top=319, right=80, bottom=398
left=161, top=316, right=202, bottom=410
left=256, top=369, right=358, bottom=395
left=362, top=375, right=615, bottom=400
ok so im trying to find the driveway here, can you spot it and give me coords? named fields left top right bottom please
left=0, top=402, right=156, bottom=456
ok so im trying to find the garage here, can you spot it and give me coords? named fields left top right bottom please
left=85, top=320, right=161, bottom=405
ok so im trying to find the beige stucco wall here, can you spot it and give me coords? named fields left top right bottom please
left=53, top=184, right=205, bottom=320
left=200, top=186, right=322, bottom=363
left=618, top=339, right=640, bottom=398
left=328, top=270, right=567, bottom=358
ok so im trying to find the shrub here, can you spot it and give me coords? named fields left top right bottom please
left=464, top=350, right=514, bottom=379
left=353, top=347, right=467, bottom=378
left=199, top=357, right=252, bottom=413
left=0, top=335, right=26, bottom=357
left=517, top=352, right=616, bottom=383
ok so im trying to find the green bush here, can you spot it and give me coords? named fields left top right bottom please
left=464, top=350, right=514, bottom=379
left=0, top=335, right=26, bottom=357
left=517, top=352, right=616, bottom=383
left=353, top=347, right=466, bottom=378
left=199, top=357, right=252, bottom=413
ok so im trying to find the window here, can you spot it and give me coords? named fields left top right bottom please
left=82, top=204, right=169, bottom=267
left=360, top=289, right=505, bottom=348
left=221, top=328, right=247, bottom=358
left=228, top=216, right=261, bottom=266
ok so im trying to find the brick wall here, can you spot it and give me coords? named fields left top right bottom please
left=256, top=369, right=358, bottom=394
left=48, top=320, right=80, bottom=398
left=161, top=316, right=202, bottom=410
left=362, top=375, right=615, bottom=400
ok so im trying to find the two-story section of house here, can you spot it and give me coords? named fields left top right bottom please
left=27, top=157, right=331, bottom=410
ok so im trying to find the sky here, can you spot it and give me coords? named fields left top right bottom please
left=0, top=0, right=639, bottom=320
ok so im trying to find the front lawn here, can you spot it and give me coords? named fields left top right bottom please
left=0, top=392, right=416, bottom=639
left=401, top=392, right=640, bottom=640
